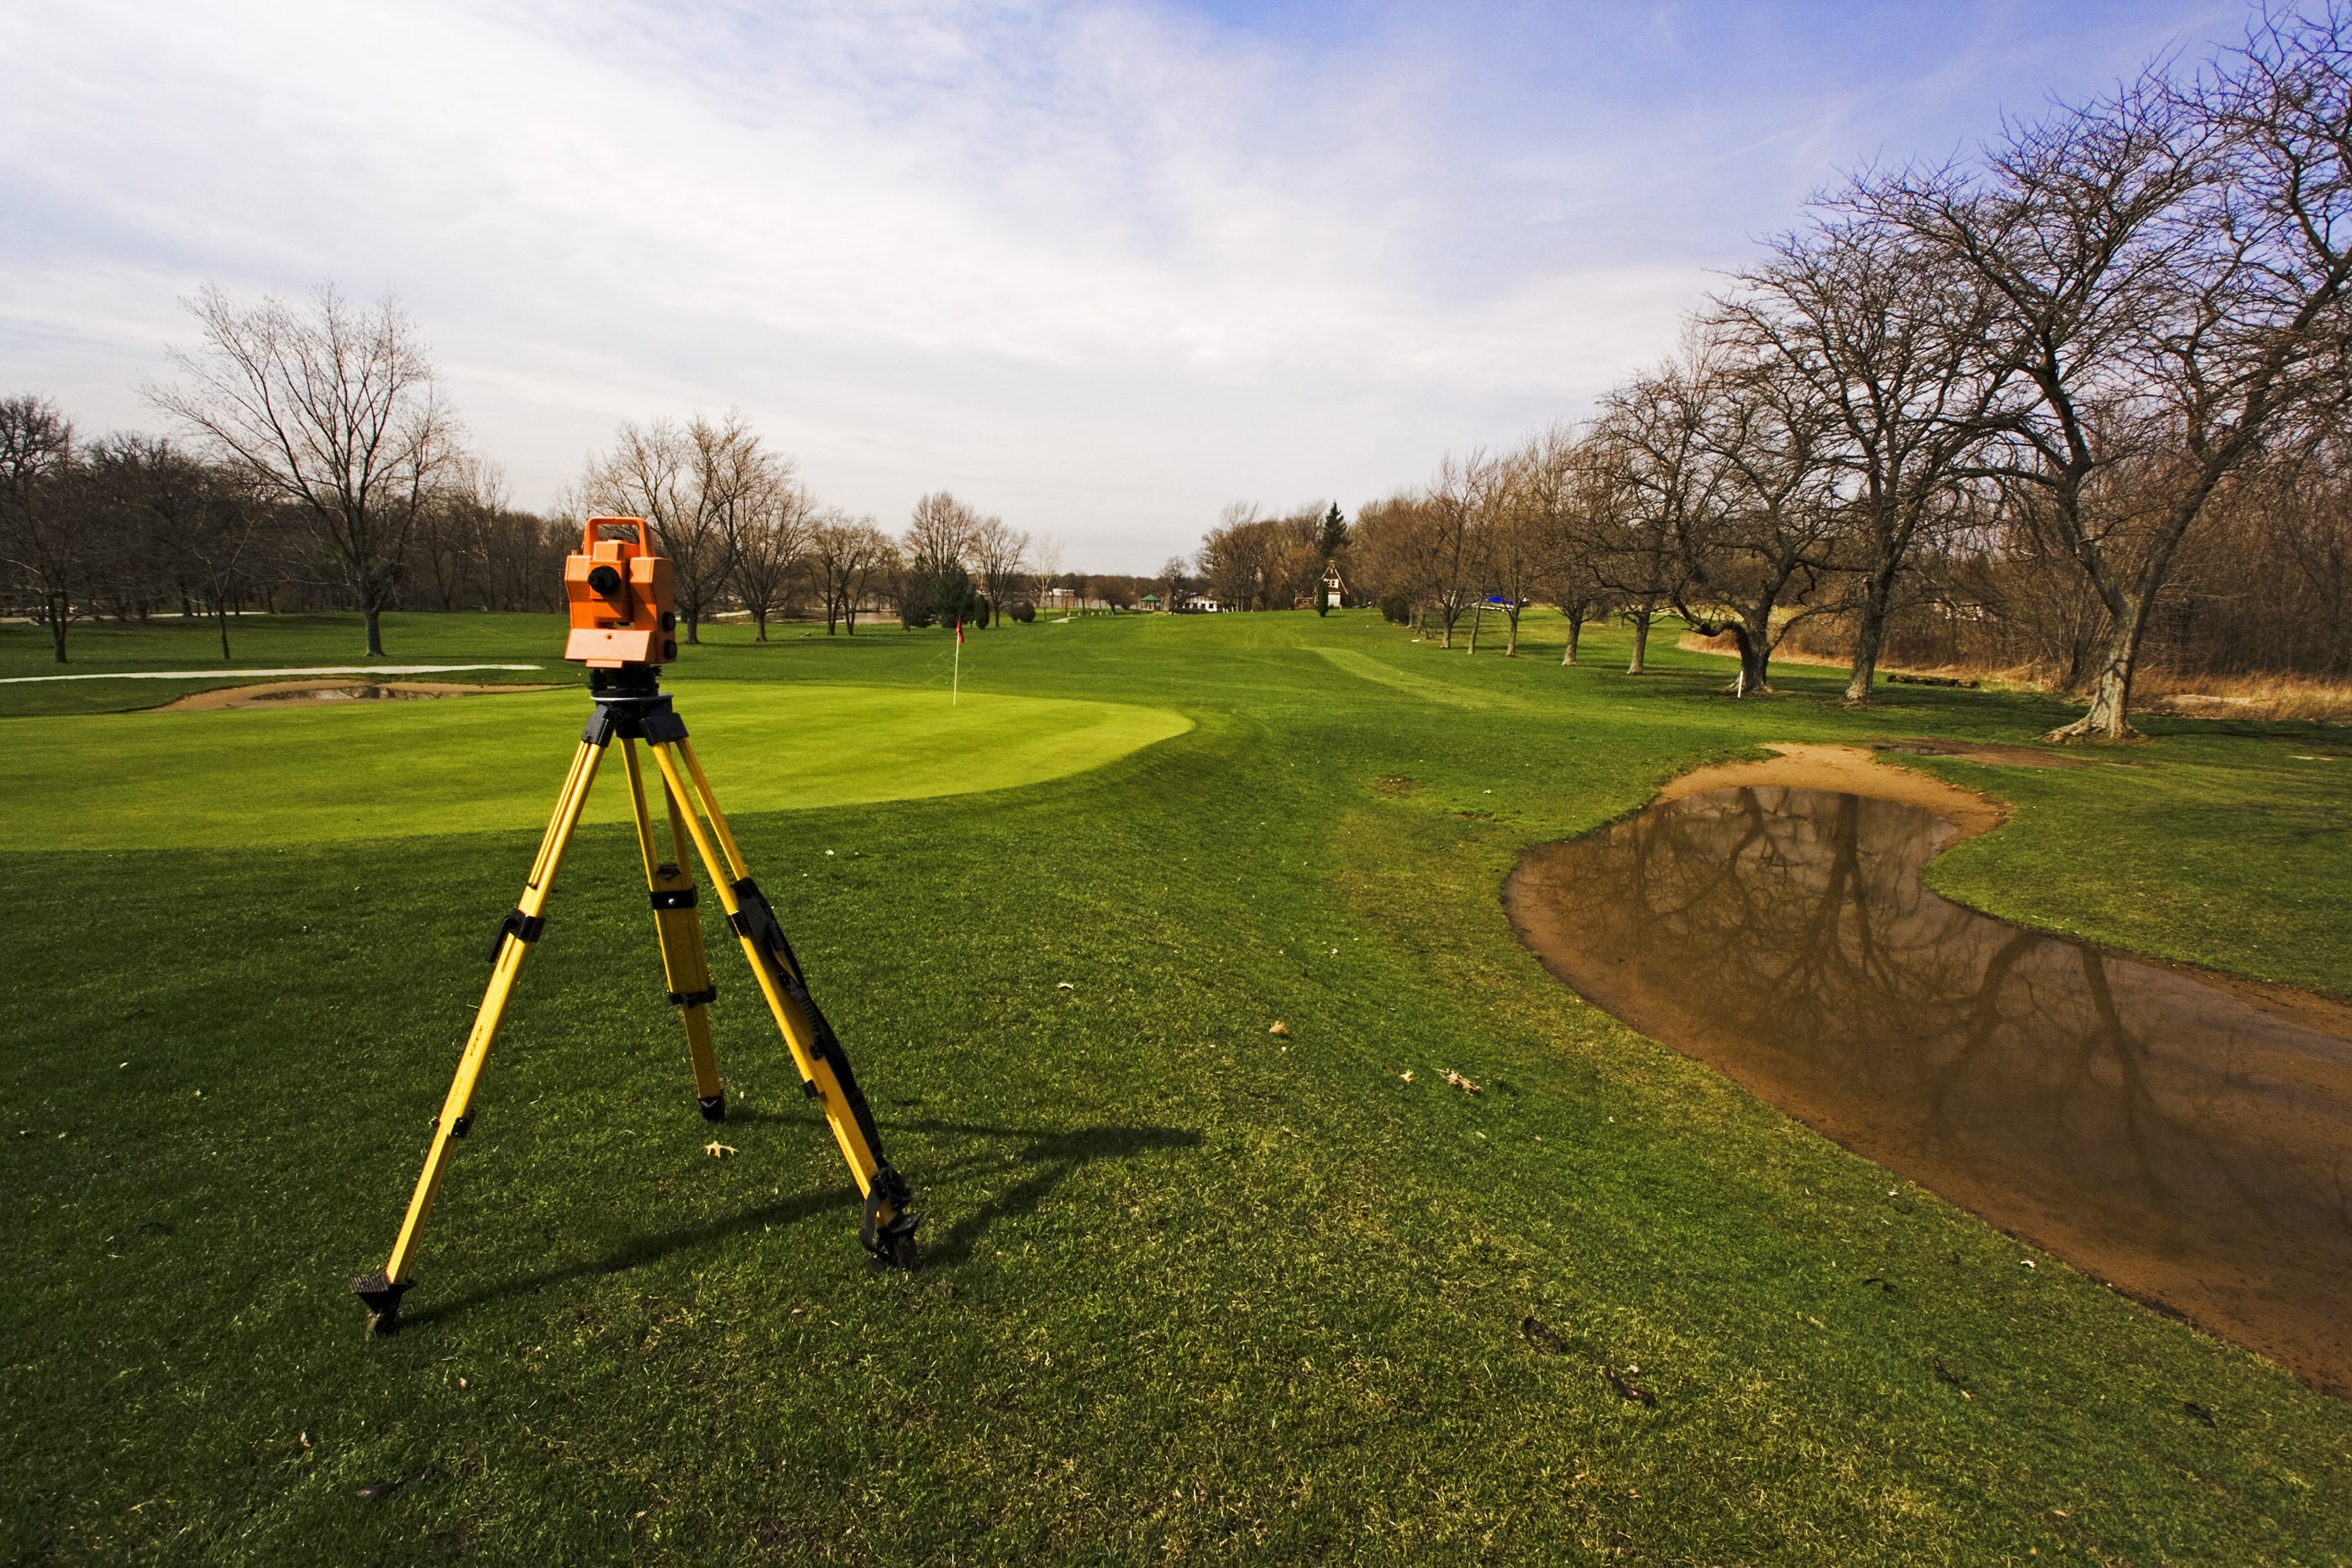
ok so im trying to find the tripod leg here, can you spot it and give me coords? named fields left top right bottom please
left=644, top=733, right=921, bottom=1268
left=618, top=738, right=726, bottom=1120
left=351, top=731, right=609, bottom=1334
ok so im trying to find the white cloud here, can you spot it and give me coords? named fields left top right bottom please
left=0, top=0, right=2237, bottom=567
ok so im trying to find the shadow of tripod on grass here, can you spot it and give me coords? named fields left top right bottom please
left=396, top=1117, right=1201, bottom=1328
left=889, top=1118, right=1205, bottom=1266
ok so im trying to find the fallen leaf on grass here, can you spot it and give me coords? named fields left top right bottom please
left=1056, top=982, right=1074, bottom=992
left=1399, top=1070, right=1414, bottom=1083
left=355, top=1479, right=401, bottom=1501
left=1604, top=1367, right=1655, bottom=1406
left=1268, top=1022, right=1290, bottom=1037
left=1520, top=1315, right=1566, bottom=1355
left=705, top=1142, right=738, bottom=1158
left=2183, top=1400, right=2217, bottom=1428
left=1932, top=1356, right=1963, bottom=1387
left=1445, top=1068, right=1481, bottom=1093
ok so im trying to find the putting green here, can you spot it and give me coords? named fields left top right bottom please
left=3, top=680, right=1190, bottom=849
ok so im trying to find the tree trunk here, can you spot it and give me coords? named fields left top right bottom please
left=685, top=608, right=701, bottom=645
left=1562, top=610, right=1583, bottom=667
left=754, top=610, right=769, bottom=642
left=1504, top=610, right=1519, bottom=657
left=2047, top=593, right=2148, bottom=742
left=364, top=603, right=386, bottom=658
left=1737, top=628, right=1772, bottom=695
left=47, top=592, right=67, bottom=663
left=1843, top=567, right=1898, bottom=704
left=1466, top=604, right=1482, bottom=653
left=217, top=605, right=232, bottom=661
left=1625, top=608, right=1652, bottom=674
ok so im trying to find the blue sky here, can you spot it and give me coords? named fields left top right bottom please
left=1, top=0, right=2247, bottom=568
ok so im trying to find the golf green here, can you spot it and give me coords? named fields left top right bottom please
left=0, top=681, right=1190, bottom=849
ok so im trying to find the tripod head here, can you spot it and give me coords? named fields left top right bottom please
left=564, top=517, right=678, bottom=669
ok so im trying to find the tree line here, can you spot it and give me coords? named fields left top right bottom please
left=1204, top=8, right=2352, bottom=741
left=1, top=291, right=1094, bottom=662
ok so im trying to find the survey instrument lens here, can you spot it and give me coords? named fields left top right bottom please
left=351, top=514, right=921, bottom=1335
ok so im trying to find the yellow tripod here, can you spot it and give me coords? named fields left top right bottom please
left=353, top=668, right=920, bottom=1334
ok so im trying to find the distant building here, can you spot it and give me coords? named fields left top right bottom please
left=1178, top=594, right=1223, bottom=613
left=1297, top=564, right=1348, bottom=610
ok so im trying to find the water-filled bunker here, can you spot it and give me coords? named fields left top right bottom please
left=1507, top=784, right=2352, bottom=1396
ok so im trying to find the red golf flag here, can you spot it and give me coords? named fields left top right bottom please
left=955, top=618, right=964, bottom=643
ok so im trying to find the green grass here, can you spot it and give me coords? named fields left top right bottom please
left=0, top=683, right=1189, bottom=849
left=3, top=609, right=2349, bottom=1565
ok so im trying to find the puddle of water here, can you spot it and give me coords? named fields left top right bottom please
left=1507, top=784, right=2352, bottom=1397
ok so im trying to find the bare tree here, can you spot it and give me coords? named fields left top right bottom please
left=809, top=511, right=890, bottom=634
left=0, top=396, right=81, bottom=661
left=1197, top=502, right=1273, bottom=611
left=88, top=433, right=265, bottom=659
left=1658, top=334, right=1847, bottom=694
left=1406, top=458, right=1486, bottom=648
left=725, top=458, right=816, bottom=641
left=969, top=515, right=1032, bottom=627
left=1157, top=553, right=1189, bottom=611
left=900, top=490, right=982, bottom=627
left=847, top=523, right=898, bottom=631
left=1721, top=200, right=2008, bottom=703
left=146, top=285, right=456, bottom=658
left=584, top=414, right=749, bottom=645
left=1515, top=423, right=1614, bottom=665
left=1871, top=17, right=2352, bottom=739
left=1585, top=387, right=1704, bottom=674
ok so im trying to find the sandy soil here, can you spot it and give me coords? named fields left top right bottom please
left=1655, top=742, right=2010, bottom=839
left=1871, top=737, right=2088, bottom=768
left=160, top=679, right=559, bottom=711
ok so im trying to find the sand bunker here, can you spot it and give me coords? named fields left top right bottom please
left=162, top=679, right=559, bottom=711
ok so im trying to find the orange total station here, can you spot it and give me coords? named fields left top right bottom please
left=564, top=517, right=679, bottom=667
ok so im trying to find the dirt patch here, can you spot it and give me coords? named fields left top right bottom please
left=161, top=680, right=559, bottom=711
left=1871, top=737, right=2088, bottom=769
left=1656, top=743, right=2008, bottom=840
left=1371, top=774, right=1425, bottom=797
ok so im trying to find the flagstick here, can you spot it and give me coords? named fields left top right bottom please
left=952, top=619, right=962, bottom=706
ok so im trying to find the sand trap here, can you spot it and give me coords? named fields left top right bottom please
left=1656, top=742, right=2008, bottom=840
left=162, top=679, right=559, bottom=711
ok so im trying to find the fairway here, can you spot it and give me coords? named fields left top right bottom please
left=0, top=681, right=1190, bottom=849
left=3, top=611, right=2348, bottom=1565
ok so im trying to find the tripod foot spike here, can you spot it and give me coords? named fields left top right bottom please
left=862, top=1177, right=922, bottom=1271
left=351, top=1273, right=411, bottom=1336
left=697, top=1090, right=727, bottom=1122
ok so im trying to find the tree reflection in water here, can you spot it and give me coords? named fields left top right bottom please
left=1507, top=785, right=2352, bottom=1397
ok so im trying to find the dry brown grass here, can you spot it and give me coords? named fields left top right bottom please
left=2137, top=674, right=2352, bottom=725
left=1678, top=629, right=2352, bottom=722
